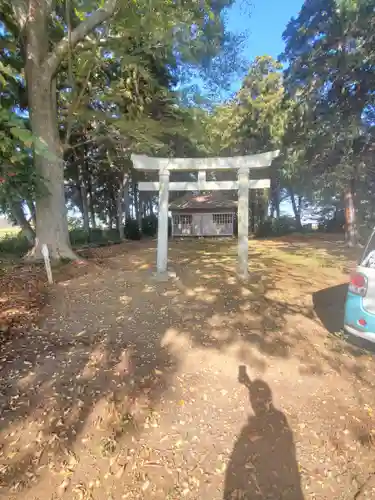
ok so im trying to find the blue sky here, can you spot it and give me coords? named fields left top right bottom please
left=226, top=0, right=302, bottom=92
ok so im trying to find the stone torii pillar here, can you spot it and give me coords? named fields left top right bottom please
left=156, top=170, right=169, bottom=275
left=238, top=166, right=250, bottom=280
left=131, top=151, right=279, bottom=280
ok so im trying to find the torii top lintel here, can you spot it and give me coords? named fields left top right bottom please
left=131, top=150, right=279, bottom=172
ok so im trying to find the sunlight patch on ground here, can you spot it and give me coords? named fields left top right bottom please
left=119, top=294, right=132, bottom=305
left=161, top=327, right=192, bottom=355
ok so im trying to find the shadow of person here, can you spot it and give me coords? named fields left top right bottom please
left=224, top=366, right=304, bottom=500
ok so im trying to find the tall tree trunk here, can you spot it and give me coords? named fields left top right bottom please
left=271, top=173, right=280, bottom=219
left=137, top=190, right=143, bottom=235
left=288, top=188, right=303, bottom=229
left=116, top=190, right=124, bottom=239
left=27, top=76, right=76, bottom=260
left=124, top=187, right=130, bottom=219
left=261, top=188, right=269, bottom=222
left=25, top=2, right=76, bottom=260
left=20, top=0, right=117, bottom=260
left=250, top=201, right=256, bottom=233
left=10, top=200, right=36, bottom=244
left=80, top=183, right=90, bottom=233
left=108, top=212, right=113, bottom=229
left=116, top=175, right=128, bottom=240
left=271, top=189, right=280, bottom=219
left=78, top=166, right=90, bottom=233
left=344, top=178, right=358, bottom=246
left=275, top=194, right=280, bottom=219
left=133, top=182, right=139, bottom=221
left=87, top=182, right=96, bottom=229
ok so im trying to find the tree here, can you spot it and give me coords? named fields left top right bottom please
left=1, top=0, right=243, bottom=260
left=281, top=0, right=375, bottom=244
left=9, top=0, right=118, bottom=259
left=0, top=49, right=37, bottom=243
left=205, top=56, right=287, bottom=222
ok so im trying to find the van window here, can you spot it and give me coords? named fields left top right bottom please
left=361, top=231, right=375, bottom=268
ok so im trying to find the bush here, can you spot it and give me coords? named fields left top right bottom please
left=0, top=232, right=31, bottom=257
left=255, top=217, right=299, bottom=238
left=255, top=220, right=273, bottom=238
left=318, top=215, right=345, bottom=233
left=124, top=218, right=141, bottom=240
left=102, top=228, right=121, bottom=242
left=1, top=218, right=157, bottom=259
left=89, top=228, right=105, bottom=242
left=91, top=228, right=120, bottom=243
left=141, top=215, right=158, bottom=237
left=69, top=228, right=122, bottom=246
left=69, top=228, right=90, bottom=246
left=140, top=215, right=172, bottom=238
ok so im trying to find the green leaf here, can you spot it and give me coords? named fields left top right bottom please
left=0, top=60, right=18, bottom=79
left=10, top=127, right=33, bottom=147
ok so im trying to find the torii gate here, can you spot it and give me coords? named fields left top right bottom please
left=131, top=151, right=279, bottom=280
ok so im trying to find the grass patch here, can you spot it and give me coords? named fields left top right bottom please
left=268, top=245, right=349, bottom=273
left=0, top=227, right=20, bottom=238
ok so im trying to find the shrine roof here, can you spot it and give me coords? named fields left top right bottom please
left=169, top=192, right=237, bottom=210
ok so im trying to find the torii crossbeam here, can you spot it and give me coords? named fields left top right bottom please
left=131, top=151, right=279, bottom=280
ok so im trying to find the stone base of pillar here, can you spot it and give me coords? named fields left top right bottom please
left=236, top=268, right=249, bottom=282
left=152, top=270, right=178, bottom=282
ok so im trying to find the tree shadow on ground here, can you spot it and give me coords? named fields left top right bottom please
left=0, top=239, right=374, bottom=496
left=169, top=246, right=306, bottom=360
left=0, top=263, right=178, bottom=493
left=224, top=366, right=304, bottom=500
left=169, top=240, right=375, bottom=392
left=1, top=239, right=304, bottom=494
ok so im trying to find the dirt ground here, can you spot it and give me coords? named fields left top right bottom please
left=1, top=236, right=375, bottom=500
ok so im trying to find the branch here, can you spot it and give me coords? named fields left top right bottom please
left=64, top=64, right=94, bottom=146
left=66, top=0, right=74, bottom=94
left=63, top=133, right=116, bottom=153
left=45, top=0, right=117, bottom=76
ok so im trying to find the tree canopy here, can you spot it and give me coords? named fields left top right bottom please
left=2, top=0, right=375, bottom=254
left=0, top=0, right=247, bottom=257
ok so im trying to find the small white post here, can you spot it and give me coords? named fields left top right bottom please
left=238, top=167, right=249, bottom=280
left=41, top=243, right=53, bottom=284
left=157, top=170, right=170, bottom=275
